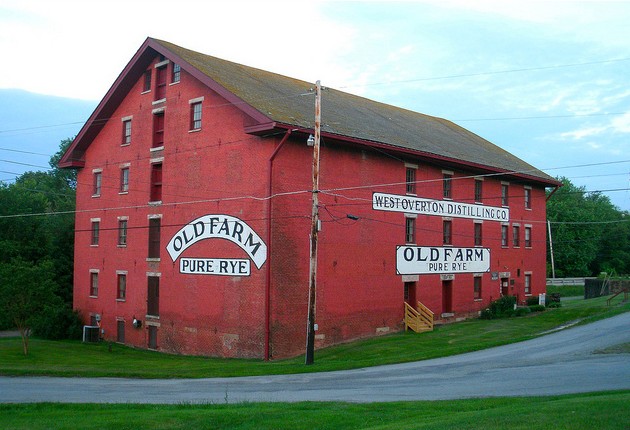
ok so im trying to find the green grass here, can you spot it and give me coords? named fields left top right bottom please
left=546, top=284, right=585, bottom=297
left=1, top=295, right=628, bottom=378
left=1, top=391, right=629, bottom=429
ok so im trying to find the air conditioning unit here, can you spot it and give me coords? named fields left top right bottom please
left=82, top=325, right=100, bottom=343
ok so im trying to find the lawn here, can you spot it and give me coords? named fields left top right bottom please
left=1, top=391, right=629, bottom=429
left=546, top=284, right=585, bottom=297
left=1, top=294, right=628, bottom=378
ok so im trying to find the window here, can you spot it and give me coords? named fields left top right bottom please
left=501, top=224, right=509, bottom=247
left=443, top=173, right=452, bottom=199
left=155, top=65, right=167, bottom=100
left=91, top=220, right=100, bottom=246
left=443, top=220, right=452, bottom=245
left=90, top=271, right=99, bottom=297
left=474, top=276, right=482, bottom=300
left=147, top=276, right=159, bottom=316
left=122, top=119, right=132, bottom=145
left=143, top=70, right=151, bottom=92
left=150, top=162, right=163, bottom=202
left=474, top=180, right=483, bottom=203
left=524, top=187, right=532, bottom=209
left=117, top=273, right=126, bottom=300
left=120, top=167, right=129, bottom=193
left=406, top=167, right=416, bottom=194
left=525, top=226, right=532, bottom=248
left=405, top=217, right=416, bottom=244
left=148, top=218, right=161, bottom=259
left=93, top=171, right=102, bottom=196
left=513, top=225, right=520, bottom=247
left=501, top=183, right=509, bottom=206
left=172, top=63, right=181, bottom=83
left=190, top=101, right=202, bottom=130
left=117, top=320, right=125, bottom=343
left=474, top=222, right=482, bottom=246
left=525, top=273, right=532, bottom=295
left=118, top=219, right=128, bottom=246
left=153, top=112, right=165, bottom=148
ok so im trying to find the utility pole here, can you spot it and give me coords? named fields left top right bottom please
left=305, top=80, right=321, bottom=365
left=547, top=219, right=555, bottom=279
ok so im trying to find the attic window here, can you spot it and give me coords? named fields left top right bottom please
left=143, top=70, right=151, bottom=93
left=171, top=63, right=181, bottom=84
left=189, top=97, right=204, bottom=131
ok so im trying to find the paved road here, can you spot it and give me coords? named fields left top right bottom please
left=1, top=312, right=629, bottom=404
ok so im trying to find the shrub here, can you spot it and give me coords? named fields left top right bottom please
left=528, top=304, right=546, bottom=313
left=526, top=296, right=540, bottom=306
left=479, top=295, right=517, bottom=319
left=31, top=305, right=84, bottom=340
left=514, top=307, right=531, bottom=317
left=547, top=301, right=562, bottom=308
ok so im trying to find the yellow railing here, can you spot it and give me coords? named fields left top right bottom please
left=404, top=301, right=434, bottom=333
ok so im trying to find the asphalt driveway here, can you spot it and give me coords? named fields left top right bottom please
left=1, top=312, right=629, bottom=404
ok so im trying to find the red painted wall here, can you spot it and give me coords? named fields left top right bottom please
left=73, top=54, right=549, bottom=360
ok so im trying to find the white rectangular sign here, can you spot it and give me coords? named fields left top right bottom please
left=180, top=258, right=251, bottom=276
left=373, top=192, right=509, bottom=222
left=397, top=246, right=491, bottom=274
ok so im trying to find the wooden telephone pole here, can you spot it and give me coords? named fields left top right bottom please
left=305, top=80, right=321, bottom=365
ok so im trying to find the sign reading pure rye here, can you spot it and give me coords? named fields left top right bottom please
left=397, top=246, right=491, bottom=274
left=373, top=192, right=509, bottom=222
left=167, top=214, right=267, bottom=273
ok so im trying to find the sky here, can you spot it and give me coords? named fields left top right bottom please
left=1, top=0, right=629, bottom=210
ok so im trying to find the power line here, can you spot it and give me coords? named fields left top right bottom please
left=337, top=57, right=630, bottom=89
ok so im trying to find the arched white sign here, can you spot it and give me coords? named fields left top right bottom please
left=166, top=214, right=267, bottom=269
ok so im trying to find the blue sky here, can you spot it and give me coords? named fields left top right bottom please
left=1, top=0, right=629, bottom=210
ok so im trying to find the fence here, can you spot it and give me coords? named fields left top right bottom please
left=546, top=277, right=595, bottom=286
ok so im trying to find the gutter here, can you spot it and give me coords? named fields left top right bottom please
left=546, top=183, right=562, bottom=201
left=264, top=129, right=293, bottom=360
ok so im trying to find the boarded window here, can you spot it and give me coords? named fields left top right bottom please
left=153, top=112, right=165, bottom=148
left=147, top=276, right=159, bottom=317
left=150, top=163, right=162, bottom=202
left=155, top=65, right=167, bottom=100
left=148, top=218, right=161, bottom=259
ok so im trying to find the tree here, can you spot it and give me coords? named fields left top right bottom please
left=0, top=259, right=61, bottom=355
left=0, top=138, right=80, bottom=338
left=546, top=177, right=630, bottom=277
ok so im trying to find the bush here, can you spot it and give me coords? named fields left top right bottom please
left=526, top=296, right=540, bottom=306
left=514, top=307, right=531, bottom=317
left=546, top=301, right=562, bottom=308
left=528, top=304, right=546, bottom=313
left=479, top=295, right=517, bottom=319
left=30, top=305, right=84, bottom=340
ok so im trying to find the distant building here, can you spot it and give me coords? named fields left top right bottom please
left=60, top=38, right=560, bottom=359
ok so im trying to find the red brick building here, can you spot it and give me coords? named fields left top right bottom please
left=60, top=38, right=560, bottom=359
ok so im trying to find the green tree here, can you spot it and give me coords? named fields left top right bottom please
left=546, top=177, right=629, bottom=277
left=0, top=138, right=80, bottom=337
left=0, top=259, right=61, bottom=355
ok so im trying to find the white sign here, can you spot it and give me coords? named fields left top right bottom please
left=397, top=246, right=491, bottom=274
left=180, top=258, right=250, bottom=276
left=373, top=192, right=509, bottom=222
left=166, top=214, right=267, bottom=270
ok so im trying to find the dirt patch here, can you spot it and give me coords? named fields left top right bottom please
left=594, top=342, right=630, bottom=354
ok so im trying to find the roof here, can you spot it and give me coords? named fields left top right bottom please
left=60, top=37, right=559, bottom=186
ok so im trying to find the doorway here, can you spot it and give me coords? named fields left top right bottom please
left=404, top=281, right=417, bottom=306
left=501, top=278, right=510, bottom=296
left=442, top=280, right=452, bottom=314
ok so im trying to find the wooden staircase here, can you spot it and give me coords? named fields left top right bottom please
left=404, top=301, right=434, bottom=333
